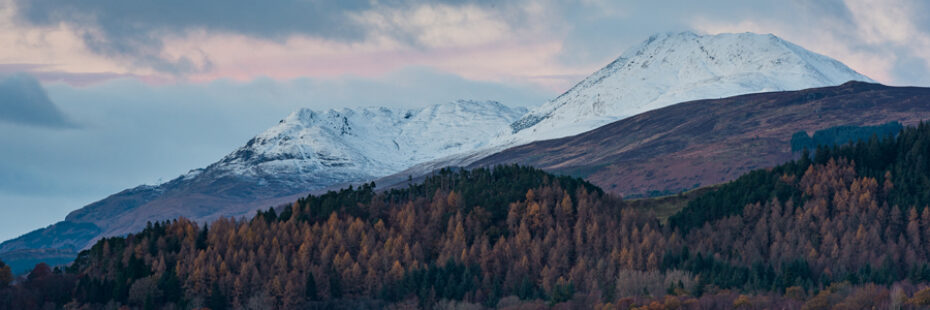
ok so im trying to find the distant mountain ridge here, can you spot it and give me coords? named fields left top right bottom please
left=0, top=100, right=526, bottom=272
left=208, top=100, right=526, bottom=181
left=377, top=31, right=875, bottom=185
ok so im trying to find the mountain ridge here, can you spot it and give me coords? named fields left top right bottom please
left=375, top=32, right=875, bottom=188
left=0, top=100, right=526, bottom=268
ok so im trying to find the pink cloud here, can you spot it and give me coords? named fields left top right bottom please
left=0, top=2, right=593, bottom=92
left=169, top=30, right=590, bottom=93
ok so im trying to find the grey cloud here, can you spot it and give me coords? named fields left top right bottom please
left=554, top=0, right=814, bottom=66
left=0, top=64, right=155, bottom=86
left=11, top=0, right=492, bottom=74
left=0, top=74, right=75, bottom=128
left=0, top=64, right=48, bottom=73
left=891, top=56, right=930, bottom=86
left=298, top=66, right=551, bottom=109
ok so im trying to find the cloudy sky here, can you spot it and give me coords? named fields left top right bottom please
left=1, top=0, right=929, bottom=242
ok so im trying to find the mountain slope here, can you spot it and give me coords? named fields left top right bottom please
left=474, top=82, right=930, bottom=197
left=0, top=100, right=525, bottom=271
left=506, top=31, right=873, bottom=142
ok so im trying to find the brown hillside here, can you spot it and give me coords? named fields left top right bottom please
left=473, top=82, right=930, bottom=197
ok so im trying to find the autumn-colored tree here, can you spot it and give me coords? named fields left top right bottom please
left=0, top=260, right=11, bottom=288
left=909, top=287, right=930, bottom=306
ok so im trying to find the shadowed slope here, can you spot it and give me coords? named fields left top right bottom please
left=474, top=82, right=930, bottom=197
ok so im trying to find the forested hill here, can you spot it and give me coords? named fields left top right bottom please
left=670, top=121, right=930, bottom=233
left=8, top=124, right=930, bottom=309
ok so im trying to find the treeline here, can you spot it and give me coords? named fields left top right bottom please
left=664, top=122, right=930, bottom=297
left=0, top=261, right=75, bottom=309
left=63, top=165, right=674, bottom=309
left=790, top=121, right=903, bottom=153
left=672, top=121, right=930, bottom=232
left=5, top=123, right=930, bottom=309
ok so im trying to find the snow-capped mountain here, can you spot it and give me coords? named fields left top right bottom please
left=506, top=31, right=873, bottom=142
left=0, top=100, right=526, bottom=258
left=210, top=100, right=526, bottom=183
left=377, top=31, right=875, bottom=186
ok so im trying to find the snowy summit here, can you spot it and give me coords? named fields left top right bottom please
left=506, top=31, right=874, bottom=142
left=212, top=100, right=527, bottom=184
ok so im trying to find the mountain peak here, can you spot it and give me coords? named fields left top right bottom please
left=212, top=100, right=526, bottom=180
left=508, top=31, right=873, bottom=141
